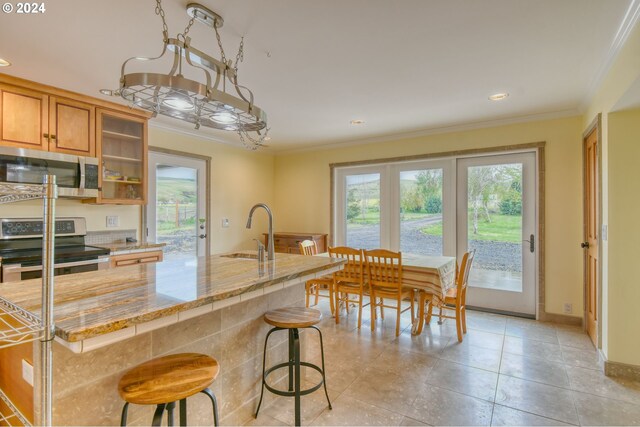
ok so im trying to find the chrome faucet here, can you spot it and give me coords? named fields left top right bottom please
left=246, top=203, right=274, bottom=261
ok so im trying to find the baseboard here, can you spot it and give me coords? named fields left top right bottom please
left=605, top=360, right=640, bottom=381
left=539, top=311, right=583, bottom=326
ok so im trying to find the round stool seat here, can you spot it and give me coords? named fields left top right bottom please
left=264, top=307, right=322, bottom=328
left=118, top=353, right=219, bottom=405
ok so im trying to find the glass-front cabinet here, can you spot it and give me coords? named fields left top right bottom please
left=96, top=109, right=147, bottom=204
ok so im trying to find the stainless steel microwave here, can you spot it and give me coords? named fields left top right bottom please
left=0, top=146, right=99, bottom=198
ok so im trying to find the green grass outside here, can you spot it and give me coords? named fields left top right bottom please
left=348, top=210, right=381, bottom=224
left=421, top=213, right=522, bottom=242
left=348, top=210, right=438, bottom=225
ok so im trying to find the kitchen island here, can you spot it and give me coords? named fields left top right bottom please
left=0, top=251, right=344, bottom=426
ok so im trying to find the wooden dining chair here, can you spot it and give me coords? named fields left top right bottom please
left=364, top=249, right=415, bottom=337
left=423, top=250, right=475, bottom=342
left=329, top=246, right=366, bottom=329
left=299, top=240, right=335, bottom=315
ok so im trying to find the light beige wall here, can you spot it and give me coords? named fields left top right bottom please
left=149, top=128, right=275, bottom=254
left=582, top=22, right=640, bottom=363
left=274, top=116, right=584, bottom=318
left=606, top=108, right=640, bottom=366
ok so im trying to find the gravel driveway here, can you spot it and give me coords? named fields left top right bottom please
left=346, top=217, right=521, bottom=272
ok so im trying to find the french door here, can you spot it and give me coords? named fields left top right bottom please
left=334, top=151, right=538, bottom=317
left=334, top=160, right=454, bottom=255
left=147, top=151, right=208, bottom=259
left=457, top=153, right=537, bottom=316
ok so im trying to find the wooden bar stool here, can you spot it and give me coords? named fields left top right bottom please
left=118, top=353, right=220, bottom=426
left=254, top=307, right=331, bottom=426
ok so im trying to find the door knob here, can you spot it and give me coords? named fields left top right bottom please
left=199, top=234, right=207, bottom=239
left=581, top=242, right=590, bottom=249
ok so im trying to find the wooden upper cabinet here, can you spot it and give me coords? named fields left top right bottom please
left=95, top=108, right=148, bottom=205
left=0, top=84, right=48, bottom=150
left=49, top=96, right=95, bottom=157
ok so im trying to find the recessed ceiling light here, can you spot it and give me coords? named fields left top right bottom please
left=0, top=58, right=11, bottom=67
left=489, top=93, right=509, bottom=101
left=350, top=119, right=365, bottom=125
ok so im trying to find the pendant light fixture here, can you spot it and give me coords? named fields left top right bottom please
left=111, top=0, right=268, bottom=149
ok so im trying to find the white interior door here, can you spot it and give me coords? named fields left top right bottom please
left=147, top=152, right=207, bottom=259
left=457, top=153, right=537, bottom=316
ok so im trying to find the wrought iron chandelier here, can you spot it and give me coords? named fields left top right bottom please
left=114, top=0, right=268, bottom=150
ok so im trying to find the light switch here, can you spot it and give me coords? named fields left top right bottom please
left=106, top=216, right=119, bottom=228
left=221, top=218, right=229, bottom=228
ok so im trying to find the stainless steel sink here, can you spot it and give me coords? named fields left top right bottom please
left=220, top=253, right=259, bottom=260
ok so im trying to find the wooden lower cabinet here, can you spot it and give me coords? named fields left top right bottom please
left=110, top=250, right=163, bottom=268
left=263, top=232, right=328, bottom=254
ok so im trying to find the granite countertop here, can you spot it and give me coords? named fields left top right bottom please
left=0, top=252, right=344, bottom=343
left=95, top=242, right=166, bottom=253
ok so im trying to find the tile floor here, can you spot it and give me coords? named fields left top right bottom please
left=249, top=299, right=640, bottom=426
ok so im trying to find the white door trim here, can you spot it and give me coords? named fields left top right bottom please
left=456, top=152, right=538, bottom=316
left=146, top=150, right=209, bottom=257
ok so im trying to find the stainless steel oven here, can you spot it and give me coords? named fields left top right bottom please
left=0, top=146, right=99, bottom=198
left=0, top=218, right=110, bottom=283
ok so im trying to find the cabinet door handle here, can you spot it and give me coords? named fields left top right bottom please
left=43, top=133, right=49, bottom=139
left=50, top=134, right=56, bottom=140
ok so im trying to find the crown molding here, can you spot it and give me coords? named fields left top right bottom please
left=579, top=0, right=640, bottom=111
left=274, top=109, right=580, bottom=155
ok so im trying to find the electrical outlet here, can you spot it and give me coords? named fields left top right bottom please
left=563, top=303, right=573, bottom=314
left=22, top=359, right=33, bottom=386
left=221, top=218, right=229, bottom=228
left=106, top=215, right=119, bottom=228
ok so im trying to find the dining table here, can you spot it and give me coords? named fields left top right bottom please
left=317, top=251, right=456, bottom=335
left=400, top=253, right=457, bottom=335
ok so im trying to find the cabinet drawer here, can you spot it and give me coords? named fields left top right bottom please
left=110, top=250, right=163, bottom=268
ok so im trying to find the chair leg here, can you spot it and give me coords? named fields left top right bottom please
left=455, top=306, right=463, bottom=342
left=315, top=284, right=320, bottom=306
left=293, top=328, right=302, bottom=427
left=329, top=283, right=335, bottom=316
left=357, top=294, right=363, bottom=330
left=311, top=326, right=332, bottom=410
left=334, top=288, right=341, bottom=324
left=255, top=327, right=278, bottom=418
left=395, top=302, right=401, bottom=337
left=166, top=401, right=176, bottom=427
left=152, top=404, right=166, bottom=427
left=379, top=297, right=385, bottom=319
left=179, top=398, right=187, bottom=427
left=438, top=306, right=444, bottom=325
left=201, top=388, right=219, bottom=426
left=345, top=293, right=350, bottom=314
left=370, top=290, right=376, bottom=332
left=305, top=283, right=311, bottom=308
left=462, top=306, right=467, bottom=333
left=120, top=402, right=129, bottom=426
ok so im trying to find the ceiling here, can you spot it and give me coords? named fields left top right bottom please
left=0, top=0, right=636, bottom=151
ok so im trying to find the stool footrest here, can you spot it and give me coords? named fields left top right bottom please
left=263, top=361, right=325, bottom=397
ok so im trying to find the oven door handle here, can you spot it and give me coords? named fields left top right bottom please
left=3, top=257, right=110, bottom=273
